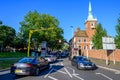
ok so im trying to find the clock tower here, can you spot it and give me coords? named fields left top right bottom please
left=85, top=1, right=97, bottom=39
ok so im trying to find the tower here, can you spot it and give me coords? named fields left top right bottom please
left=85, top=1, right=97, bottom=39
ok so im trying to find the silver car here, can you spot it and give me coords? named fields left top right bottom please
left=10, top=57, right=49, bottom=76
left=44, top=55, right=57, bottom=63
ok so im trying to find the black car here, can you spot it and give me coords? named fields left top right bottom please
left=71, top=56, right=97, bottom=70
left=10, top=57, right=49, bottom=76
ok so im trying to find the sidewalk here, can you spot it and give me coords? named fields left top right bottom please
left=90, top=58, right=120, bottom=71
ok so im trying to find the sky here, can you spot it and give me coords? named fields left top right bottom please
left=0, top=0, right=120, bottom=42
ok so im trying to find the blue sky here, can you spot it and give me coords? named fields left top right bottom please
left=0, top=0, right=120, bottom=42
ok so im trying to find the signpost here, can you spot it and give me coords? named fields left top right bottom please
left=102, top=37, right=116, bottom=65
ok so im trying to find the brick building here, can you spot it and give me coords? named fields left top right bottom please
left=69, top=1, right=98, bottom=58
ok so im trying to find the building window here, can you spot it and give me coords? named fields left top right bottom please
left=78, top=38, right=81, bottom=42
left=84, top=38, right=87, bottom=42
left=84, top=46, right=87, bottom=50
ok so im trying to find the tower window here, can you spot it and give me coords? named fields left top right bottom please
left=90, top=22, right=95, bottom=28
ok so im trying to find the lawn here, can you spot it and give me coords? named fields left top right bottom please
left=0, top=59, right=19, bottom=70
left=0, top=52, right=27, bottom=58
left=0, top=52, right=27, bottom=70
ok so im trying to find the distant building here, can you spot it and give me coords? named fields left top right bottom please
left=69, top=1, right=98, bottom=57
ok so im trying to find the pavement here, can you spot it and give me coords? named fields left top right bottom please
left=90, top=58, right=120, bottom=71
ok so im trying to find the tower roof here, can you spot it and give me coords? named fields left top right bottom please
left=86, top=1, right=97, bottom=21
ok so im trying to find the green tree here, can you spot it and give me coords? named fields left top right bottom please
left=92, top=23, right=107, bottom=49
left=19, top=11, right=64, bottom=50
left=0, top=24, right=16, bottom=50
left=0, top=20, right=2, bottom=25
left=115, top=14, right=120, bottom=49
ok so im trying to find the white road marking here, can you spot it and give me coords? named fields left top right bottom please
left=54, top=69, right=67, bottom=74
left=60, top=62, right=72, bottom=78
left=67, top=67, right=84, bottom=80
left=64, top=67, right=72, bottom=78
left=96, top=73, right=113, bottom=80
left=60, top=62, right=64, bottom=66
left=98, top=65, right=120, bottom=74
left=44, top=68, right=54, bottom=78
left=115, top=71, right=120, bottom=74
left=73, top=74, right=84, bottom=80
left=48, top=76, right=58, bottom=80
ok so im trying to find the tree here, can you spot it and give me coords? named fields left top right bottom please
left=0, top=20, right=2, bottom=25
left=0, top=24, right=16, bottom=51
left=92, top=23, right=107, bottom=49
left=19, top=11, right=64, bottom=50
left=115, top=14, right=120, bottom=49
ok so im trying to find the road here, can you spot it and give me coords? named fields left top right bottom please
left=0, top=58, right=120, bottom=80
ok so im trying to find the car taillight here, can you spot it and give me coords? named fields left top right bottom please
left=25, top=64, right=32, bottom=67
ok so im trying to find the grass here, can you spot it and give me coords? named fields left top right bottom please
left=0, top=52, right=27, bottom=58
left=0, top=52, right=27, bottom=70
left=0, top=59, right=20, bottom=70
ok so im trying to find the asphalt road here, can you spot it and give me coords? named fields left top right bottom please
left=0, top=58, right=120, bottom=80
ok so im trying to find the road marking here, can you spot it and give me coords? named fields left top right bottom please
left=48, top=76, right=58, bottom=80
left=64, top=67, right=72, bottom=78
left=54, top=69, right=67, bottom=74
left=60, top=62, right=72, bottom=78
left=67, top=67, right=84, bottom=80
left=44, top=68, right=54, bottom=78
left=115, top=71, right=120, bottom=74
left=98, top=65, right=120, bottom=74
left=60, top=62, right=64, bottom=66
left=96, top=73, right=113, bottom=80
left=73, top=74, right=84, bottom=80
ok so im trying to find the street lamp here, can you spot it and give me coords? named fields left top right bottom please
left=27, top=28, right=55, bottom=57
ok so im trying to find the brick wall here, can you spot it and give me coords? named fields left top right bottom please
left=83, top=49, right=120, bottom=62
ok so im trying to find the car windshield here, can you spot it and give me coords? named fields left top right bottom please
left=18, top=58, right=34, bottom=63
left=82, top=57, right=89, bottom=61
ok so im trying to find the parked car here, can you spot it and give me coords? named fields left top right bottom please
left=44, top=55, right=57, bottom=63
left=10, top=57, right=49, bottom=76
left=60, top=52, right=67, bottom=58
left=71, top=56, right=97, bottom=70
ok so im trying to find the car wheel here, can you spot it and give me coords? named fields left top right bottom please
left=77, top=65, right=80, bottom=70
left=34, top=68, right=39, bottom=76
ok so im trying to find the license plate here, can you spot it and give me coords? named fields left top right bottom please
left=86, top=66, right=91, bottom=68
left=15, top=69, right=22, bottom=73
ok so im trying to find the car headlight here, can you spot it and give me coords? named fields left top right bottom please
left=79, top=63, right=84, bottom=67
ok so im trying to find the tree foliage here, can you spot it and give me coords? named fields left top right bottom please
left=115, top=14, right=120, bottom=49
left=19, top=11, right=64, bottom=50
left=0, top=23, right=16, bottom=48
left=92, top=23, right=107, bottom=49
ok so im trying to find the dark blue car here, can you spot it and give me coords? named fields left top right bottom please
left=71, top=56, right=97, bottom=70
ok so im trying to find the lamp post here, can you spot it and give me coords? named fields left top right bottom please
left=70, top=26, right=74, bottom=58
left=27, top=30, right=38, bottom=57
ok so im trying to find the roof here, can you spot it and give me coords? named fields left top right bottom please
left=74, top=27, right=87, bottom=37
